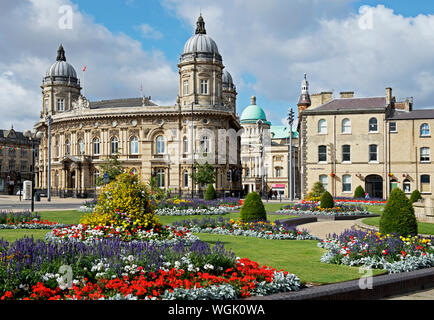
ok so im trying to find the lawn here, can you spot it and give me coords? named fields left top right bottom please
left=362, top=216, right=434, bottom=235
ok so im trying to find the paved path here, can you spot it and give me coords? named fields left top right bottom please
left=0, top=195, right=85, bottom=211
left=298, top=220, right=357, bottom=239
left=384, top=288, right=434, bottom=300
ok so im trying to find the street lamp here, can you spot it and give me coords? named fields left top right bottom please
left=288, top=108, right=295, bottom=202
left=23, top=130, right=43, bottom=213
left=46, top=115, right=53, bottom=202
left=256, top=119, right=264, bottom=199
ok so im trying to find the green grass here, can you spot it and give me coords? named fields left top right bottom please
left=263, top=202, right=292, bottom=212
left=362, top=216, right=434, bottom=235
left=0, top=230, right=49, bottom=242
left=37, top=210, right=85, bottom=225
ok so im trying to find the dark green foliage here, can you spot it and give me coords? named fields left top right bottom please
left=96, top=153, right=124, bottom=186
left=306, top=181, right=326, bottom=201
left=409, top=189, right=422, bottom=204
left=320, top=191, right=334, bottom=209
left=380, top=188, right=418, bottom=237
left=354, top=186, right=365, bottom=199
left=204, top=184, right=217, bottom=200
left=240, top=192, right=267, bottom=222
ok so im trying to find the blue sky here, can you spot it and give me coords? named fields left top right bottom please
left=2, top=0, right=434, bottom=130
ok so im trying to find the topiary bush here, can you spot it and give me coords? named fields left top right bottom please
left=379, top=188, right=418, bottom=237
left=204, top=184, right=217, bottom=200
left=240, top=192, right=267, bottom=222
left=409, top=189, right=422, bottom=204
left=306, top=182, right=326, bottom=201
left=320, top=191, right=334, bottom=209
left=80, top=172, right=161, bottom=231
left=354, top=186, right=365, bottom=199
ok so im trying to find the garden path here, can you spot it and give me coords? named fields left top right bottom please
left=298, top=220, right=357, bottom=240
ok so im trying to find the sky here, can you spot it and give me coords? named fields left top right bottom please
left=1, top=0, right=434, bottom=131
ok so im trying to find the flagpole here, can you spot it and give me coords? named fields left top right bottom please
left=82, top=66, right=86, bottom=94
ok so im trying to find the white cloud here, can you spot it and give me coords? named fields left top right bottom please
left=136, top=24, right=163, bottom=39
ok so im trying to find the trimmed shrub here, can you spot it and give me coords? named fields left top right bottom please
left=410, top=189, right=422, bottom=204
left=204, top=184, right=217, bottom=200
left=320, top=191, right=334, bottom=209
left=379, top=188, right=418, bottom=237
left=240, top=192, right=267, bottom=222
left=306, top=182, right=326, bottom=201
left=354, top=186, right=365, bottom=199
left=80, top=172, right=161, bottom=231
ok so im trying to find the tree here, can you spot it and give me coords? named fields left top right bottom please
left=240, top=192, right=267, bottom=222
left=379, top=188, right=418, bottom=237
left=306, top=181, right=326, bottom=201
left=320, top=191, right=334, bottom=209
left=410, top=189, right=422, bottom=204
left=191, top=161, right=216, bottom=191
left=354, top=186, right=365, bottom=199
left=204, top=184, right=217, bottom=200
left=96, top=153, right=124, bottom=186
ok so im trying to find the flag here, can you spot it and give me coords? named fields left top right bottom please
left=83, top=66, right=86, bottom=72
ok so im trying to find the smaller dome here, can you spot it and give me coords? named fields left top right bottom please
left=222, top=70, right=233, bottom=85
left=183, top=34, right=219, bottom=55
left=44, top=45, right=78, bottom=83
left=240, top=96, right=270, bottom=124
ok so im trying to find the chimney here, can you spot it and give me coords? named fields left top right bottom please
left=310, top=92, right=333, bottom=109
left=386, top=87, right=393, bottom=105
left=340, top=91, right=354, bottom=99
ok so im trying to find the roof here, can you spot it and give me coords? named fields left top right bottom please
left=305, top=97, right=387, bottom=114
left=388, top=109, right=434, bottom=120
left=270, top=126, right=298, bottom=139
left=240, top=104, right=270, bottom=124
left=90, top=98, right=157, bottom=109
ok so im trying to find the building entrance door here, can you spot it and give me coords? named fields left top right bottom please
left=365, top=175, right=383, bottom=199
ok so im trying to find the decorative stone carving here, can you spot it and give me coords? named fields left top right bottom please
left=72, top=95, right=90, bottom=110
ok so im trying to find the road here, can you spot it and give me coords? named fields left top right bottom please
left=0, top=195, right=85, bottom=211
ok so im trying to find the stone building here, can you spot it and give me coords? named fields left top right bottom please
left=240, top=96, right=299, bottom=199
left=0, top=126, right=37, bottom=195
left=299, top=78, right=434, bottom=200
left=34, top=16, right=242, bottom=198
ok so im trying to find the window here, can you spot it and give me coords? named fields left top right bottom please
left=389, top=122, right=397, bottom=133
left=65, top=140, right=71, bottom=155
left=200, top=136, right=210, bottom=154
left=318, top=120, right=327, bottom=134
left=130, top=136, right=139, bottom=155
left=56, top=143, right=60, bottom=157
left=420, top=123, right=430, bottom=137
left=390, top=179, right=399, bottom=191
left=21, top=149, right=27, bottom=157
left=403, top=179, right=411, bottom=193
left=183, top=137, right=189, bottom=154
left=57, top=99, right=65, bottom=111
left=111, top=137, right=119, bottom=154
left=342, top=175, right=352, bottom=192
left=200, top=80, right=208, bottom=94
left=183, top=80, right=189, bottom=96
left=369, top=144, right=378, bottom=162
left=8, top=161, right=15, bottom=171
left=156, top=136, right=165, bottom=154
left=156, top=169, right=165, bottom=188
left=78, top=139, right=85, bottom=155
left=275, top=167, right=281, bottom=178
left=369, top=118, right=378, bottom=132
left=319, top=175, right=328, bottom=191
left=420, top=147, right=431, bottom=162
left=318, top=145, right=327, bottom=163
left=20, top=161, right=27, bottom=172
left=421, top=175, right=431, bottom=193
left=93, top=138, right=100, bottom=155
left=93, top=170, right=99, bottom=187
left=342, top=145, right=351, bottom=163
left=245, top=168, right=250, bottom=177
left=184, top=170, right=189, bottom=188
left=342, top=118, right=351, bottom=134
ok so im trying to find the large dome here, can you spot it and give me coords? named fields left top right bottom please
left=240, top=97, right=270, bottom=124
left=44, top=45, right=78, bottom=83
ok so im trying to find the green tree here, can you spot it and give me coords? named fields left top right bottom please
left=409, top=189, right=422, bottom=204
left=96, top=153, right=124, bottom=186
left=240, top=192, right=267, bottom=222
left=204, top=184, right=217, bottom=200
left=306, top=181, right=326, bottom=201
left=191, top=161, right=216, bottom=191
left=320, top=191, right=334, bottom=209
left=354, top=186, right=365, bottom=199
left=379, top=188, right=418, bottom=236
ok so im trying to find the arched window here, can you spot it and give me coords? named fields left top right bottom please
left=369, top=118, right=378, bottom=132
left=318, top=145, right=327, bottom=163
left=78, top=139, right=85, bottom=155
left=93, top=138, right=100, bottom=155
left=56, top=142, right=60, bottom=157
left=156, top=169, right=165, bottom=188
left=319, top=175, right=328, bottom=191
left=111, top=137, right=119, bottom=154
left=200, top=136, right=210, bottom=154
left=420, top=123, right=430, bottom=137
left=130, top=136, right=139, bottom=155
left=156, top=136, right=165, bottom=154
left=403, top=179, right=411, bottom=194
left=342, top=118, right=351, bottom=134
left=183, top=137, right=189, bottom=154
left=65, top=139, right=71, bottom=155
left=318, top=120, right=327, bottom=134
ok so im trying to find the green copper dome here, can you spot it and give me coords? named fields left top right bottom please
left=240, top=96, right=270, bottom=124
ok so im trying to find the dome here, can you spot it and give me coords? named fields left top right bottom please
left=182, top=15, right=220, bottom=59
left=222, top=70, right=233, bottom=85
left=44, top=44, right=78, bottom=83
left=240, top=96, right=270, bottom=124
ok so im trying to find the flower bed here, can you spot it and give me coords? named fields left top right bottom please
left=0, top=211, right=69, bottom=229
left=277, top=203, right=371, bottom=216
left=154, top=198, right=242, bottom=216
left=46, top=224, right=199, bottom=246
left=0, top=238, right=302, bottom=300
left=172, top=217, right=318, bottom=240
left=318, top=229, right=434, bottom=273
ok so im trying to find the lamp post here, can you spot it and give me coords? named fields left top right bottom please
left=191, top=102, right=195, bottom=199
left=23, top=130, right=43, bottom=213
left=46, top=115, right=53, bottom=202
left=257, top=119, right=264, bottom=199
left=288, top=108, right=295, bottom=202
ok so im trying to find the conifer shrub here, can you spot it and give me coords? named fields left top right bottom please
left=320, top=191, right=334, bottom=209
left=240, top=192, right=267, bottom=222
left=354, top=186, right=365, bottom=199
left=410, top=189, right=422, bottom=204
left=306, top=182, right=326, bottom=201
left=379, top=188, right=418, bottom=237
left=204, top=184, right=217, bottom=200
